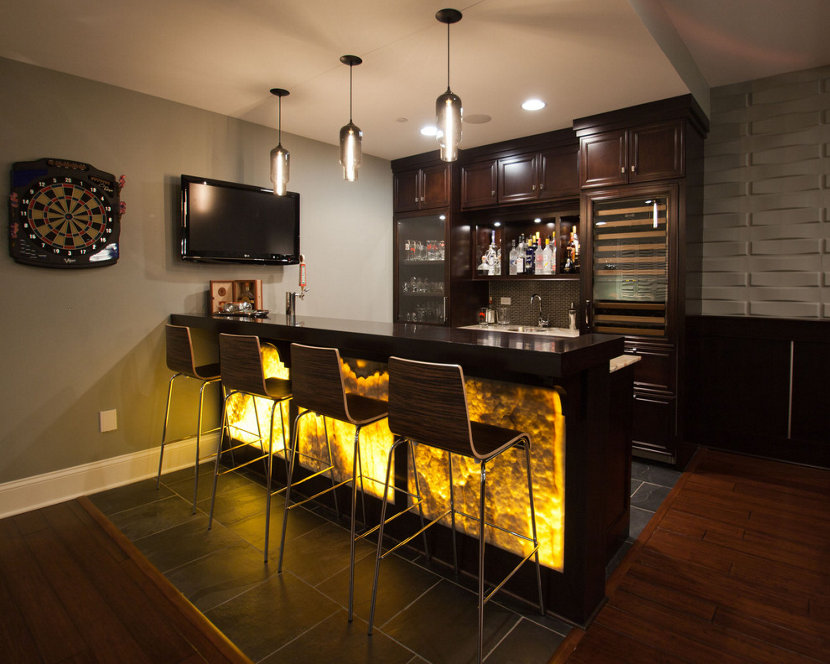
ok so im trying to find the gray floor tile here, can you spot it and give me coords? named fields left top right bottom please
left=630, top=461, right=681, bottom=488
left=205, top=572, right=339, bottom=662
left=262, top=610, right=415, bottom=664
left=380, top=579, right=519, bottom=664
left=484, top=617, right=565, bottom=663
left=630, top=481, right=672, bottom=511
left=132, top=513, right=248, bottom=574
left=106, top=493, right=195, bottom=540
left=164, top=539, right=274, bottom=612
left=88, top=478, right=174, bottom=516
left=317, top=548, right=442, bottom=625
left=629, top=506, right=654, bottom=540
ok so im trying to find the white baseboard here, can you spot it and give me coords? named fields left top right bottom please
left=0, top=433, right=219, bottom=520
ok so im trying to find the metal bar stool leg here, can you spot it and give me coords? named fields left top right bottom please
left=408, top=440, right=431, bottom=560
left=208, top=391, right=234, bottom=529
left=525, top=443, right=545, bottom=615
left=192, top=378, right=215, bottom=513
left=277, top=410, right=308, bottom=572
left=321, top=416, right=341, bottom=519
left=448, top=452, right=459, bottom=575
left=477, top=460, right=488, bottom=664
left=348, top=424, right=363, bottom=622
left=156, top=373, right=179, bottom=488
left=263, top=398, right=280, bottom=563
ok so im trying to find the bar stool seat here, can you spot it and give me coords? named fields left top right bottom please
left=368, top=355, right=545, bottom=664
left=208, top=333, right=291, bottom=561
left=156, top=324, right=222, bottom=513
left=277, top=343, right=388, bottom=622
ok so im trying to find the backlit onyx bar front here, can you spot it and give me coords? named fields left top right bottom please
left=171, top=313, right=625, bottom=624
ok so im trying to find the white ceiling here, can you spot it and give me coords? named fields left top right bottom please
left=1, top=0, right=828, bottom=161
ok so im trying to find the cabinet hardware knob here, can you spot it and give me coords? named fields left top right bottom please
left=620, top=166, right=626, bottom=174
left=491, top=190, right=495, bottom=197
left=531, top=184, right=536, bottom=191
left=539, top=184, right=544, bottom=190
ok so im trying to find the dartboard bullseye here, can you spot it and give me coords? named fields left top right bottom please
left=8, top=158, right=122, bottom=268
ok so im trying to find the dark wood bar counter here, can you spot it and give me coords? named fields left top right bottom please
left=171, top=313, right=627, bottom=625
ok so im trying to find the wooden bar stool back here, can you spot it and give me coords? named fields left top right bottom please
left=277, top=342, right=388, bottom=621
left=156, top=324, right=221, bottom=513
left=369, top=356, right=545, bottom=664
left=208, top=333, right=292, bottom=562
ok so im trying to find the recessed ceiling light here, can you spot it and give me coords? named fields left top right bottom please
left=464, top=114, right=492, bottom=124
left=522, top=99, right=546, bottom=111
left=420, top=125, right=439, bottom=137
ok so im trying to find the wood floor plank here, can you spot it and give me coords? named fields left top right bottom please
left=0, top=515, right=88, bottom=663
left=40, top=501, right=197, bottom=664
left=556, top=448, right=830, bottom=664
left=602, top=591, right=816, bottom=664
left=0, top=571, right=41, bottom=663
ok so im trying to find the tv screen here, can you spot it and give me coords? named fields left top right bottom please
left=180, top=174, right=300, bottom=264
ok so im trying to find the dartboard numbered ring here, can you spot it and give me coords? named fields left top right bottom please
left=9, top=158, right=121, bottom=268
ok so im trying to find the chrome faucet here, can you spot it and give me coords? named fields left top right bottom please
left=530, top=294, right=549, bottom=328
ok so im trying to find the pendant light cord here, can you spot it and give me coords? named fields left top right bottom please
left=446, top=22, right=451, bottom=88
left=277, top=97, right=282, bottom=143
left=349, top=64, right=354, bottom=123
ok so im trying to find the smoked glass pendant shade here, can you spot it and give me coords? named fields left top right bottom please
left=339, top=55, right=363, bottom=182
left=339, top=122, right=362, bottom=182
left=270, top=144, right=290, bottom=197
left=436, top=88, right=462, bottom=162
left=269, top=88, right=290, bottom=196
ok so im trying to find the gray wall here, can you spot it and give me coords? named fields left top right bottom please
left=688, top=65, right=830, bottom=318
left=0, top=58, right=392, bottom=484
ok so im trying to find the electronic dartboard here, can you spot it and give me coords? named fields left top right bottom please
left=8, top=158, right=122, bottom=268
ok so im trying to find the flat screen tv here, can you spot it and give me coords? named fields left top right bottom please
left=180, top=174, right=300, bottom=264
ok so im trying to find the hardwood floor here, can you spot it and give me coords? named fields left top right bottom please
left=554, top=447, right=830, bottom=663
left=0, top=496, right=252, bottom=664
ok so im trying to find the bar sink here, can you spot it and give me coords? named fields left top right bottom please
left=460, top=324, right=580, bottom=337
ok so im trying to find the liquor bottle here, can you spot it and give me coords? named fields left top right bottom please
left=525, top=235, right=535, bottom=275
left=571, top=227, right=580, bottom=273
left=534, top=238, right=544, bottom=274
left=508, top=239, right=518, bottom=275
left=516, top=234, right=525, bottom=274
left=541, top=238, right=553, bottom=275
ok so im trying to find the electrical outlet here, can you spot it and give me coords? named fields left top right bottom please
left=99, top=409, right=117, bottom=432
left=500, top=297, right=511, bottom=305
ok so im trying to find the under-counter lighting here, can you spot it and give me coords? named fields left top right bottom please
left=493, top=221, right=501, bottom=227
left=522, top=98, right=546, bottom=111
left=534, top=217, right=542, bottom=224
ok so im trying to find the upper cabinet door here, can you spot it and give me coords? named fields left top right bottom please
left=629, top=121, right=684, bottom=183
left=538, top=146, right=579, bottom=199
left=579, top=130, right=627, bottom=188
left=394, top=168, right=421, bottom=212
left=420, top=163, right=451, bottom=209
left=498, top=152, right=538, bottom=204
left=460, top=159, right=498, bottom=209
left=393, top=164, right=450, bottom=212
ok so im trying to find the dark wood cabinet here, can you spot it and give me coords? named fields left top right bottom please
left=577, top=96, right=708, bottom=467
left=460, top=129, right=578, bottom=210
left=497, top=147, right=579, bottom=205
left=460, top=159, right=497, bottom=209
left=394, top=163, right=450, bottom=212
left=577, top=118, right=685, bottom=189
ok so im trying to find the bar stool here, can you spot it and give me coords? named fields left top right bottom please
left=156, top=324, right=221, bottom=513
left=277, top=343, right=388, bottom=621
left=208, top=333, right=292, bottom=562
left=368, top=356, right=545, bottom=664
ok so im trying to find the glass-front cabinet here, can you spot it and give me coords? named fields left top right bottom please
left=394, top=211, right=448, bottom=324
left=470, top=206, right=580, bottom=280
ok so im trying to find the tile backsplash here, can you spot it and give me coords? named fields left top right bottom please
left=489, top=279, right=581, bottom=327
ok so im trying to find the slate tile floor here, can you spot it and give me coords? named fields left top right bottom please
left=88, top=458, right=679, bottom=664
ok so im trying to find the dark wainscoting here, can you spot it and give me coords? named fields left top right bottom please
left=685, top=315, right=830, bottom=469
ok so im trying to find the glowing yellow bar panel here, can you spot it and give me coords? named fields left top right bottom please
left=226, top=348, right=564, bottom=571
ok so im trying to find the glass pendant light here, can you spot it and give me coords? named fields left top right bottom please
left=435, top=8, right=463, bottom=162
left=339, top=55, right=363, bottom=182
left=269, top=88, right=290, bottom=196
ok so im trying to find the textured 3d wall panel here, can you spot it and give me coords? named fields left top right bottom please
left=689, top=66, right=830, bottom=318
